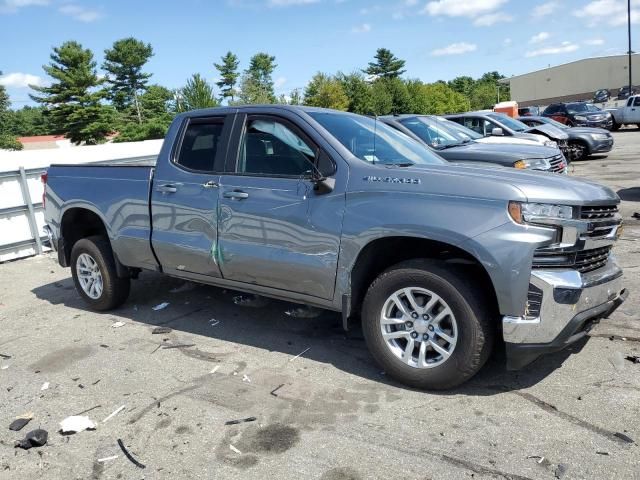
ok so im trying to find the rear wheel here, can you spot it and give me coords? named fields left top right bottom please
left=70, top=236, right=130, bottom=311
left=361, top=259, right=494, bottom=390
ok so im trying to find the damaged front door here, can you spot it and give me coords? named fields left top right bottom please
left=216, top=114, right=344, bottom=300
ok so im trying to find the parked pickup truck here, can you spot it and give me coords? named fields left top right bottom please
left=607, top=95, right=640, bottom=130
left=43, top=106, right=627, bottom=390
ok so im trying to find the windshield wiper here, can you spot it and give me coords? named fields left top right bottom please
left=385, top=162, right=414, bottom=167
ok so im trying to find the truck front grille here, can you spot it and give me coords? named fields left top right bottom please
left=549, top=154, right=566, bottom=173
left=581, top=205, right=618, bottom=220
left=533, top=246, right=612, bottom=273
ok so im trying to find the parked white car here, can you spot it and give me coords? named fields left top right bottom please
left=607, top=95, right=640, bottom=130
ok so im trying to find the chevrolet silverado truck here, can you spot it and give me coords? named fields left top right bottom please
left=43, top=106, right=627, bottom=390
left=607, top=95, right=640, bottom=131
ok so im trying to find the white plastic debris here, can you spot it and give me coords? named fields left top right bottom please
left=170, top=282, right=196, bottom=293
left=97, top=455, right=118, bottom=463
left=229, top=444, right=242, bottom=454
left=41, top=382, right=50, bottom=391
left=209, top=319, right=220, bottom=326
left=1, top=365, right=8, bottom=370
left=242, top=374, right=251, bottom=383
left=111, top=321, right=126, bottom=328
left=152, top=302, right=170, bottom=311
left=285, top=306, right=322, bottom=318
left=59, top=415, right=97, bottom=433
left=102, top=405, right=126, bottom=423
left=289, top=347, right=311, bottom=362
left=210, top=366, right=220, bottom=374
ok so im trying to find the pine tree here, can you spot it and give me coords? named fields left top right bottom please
left=242, top=52, right=277, bottom=103
left=103, top=37, right=154, bottom=124
left=364, top=48, right=406, bottom=79
left=214, top=51, right=240, bottom=102
left=0, top=75, right=23, bottom=150
left=30, top=41, right=114, bottom=145
left=179, top=74, right=218, bottom=111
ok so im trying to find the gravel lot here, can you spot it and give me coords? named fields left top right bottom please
left=1, top=130, right=639, bottom=480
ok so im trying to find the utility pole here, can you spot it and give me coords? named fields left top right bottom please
left=628, top=0, right=633, bottom=95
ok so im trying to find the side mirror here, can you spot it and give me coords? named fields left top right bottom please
left=491, top=127, right=504, bottom=136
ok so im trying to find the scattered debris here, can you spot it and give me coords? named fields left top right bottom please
left=152, top=302, right=170, bottom=311
left=270, top=384, right=285, bottom=397
left=170, top=282, right=196, bottom=293
left=289, top=347, right=311, bottom=362
left=229, top=444, right=242, bottom=454
left=609, top=351, right=626, bottom=372
left=242, top=374, right=251, bottom=383
left=92, top=379, right=101, bottom=386
left=632, top=212, right=640, bottom=219
left=100, top=344, right=109, bottom=348
left=78, top=384, right=85, bottom=389
left=59, top=416, right=97, bottom=434
left=1, top=366, right=8, bottom=370
left=527, top=456, right=545, bottom=464
left=0, top=353, right=11, bottom=359
left=596, top=451, right=609, bottom=456
left=9, top=418, right=32, bottom=432
left=152, top=327, right=172, bottom=334
left=75, top=405, right=101, bottom=416
left=285, top=305, right=322, bottom=318
left=624, top=355, right=640, bottom=364
left=117, top=439, right=146, bottom=469
left=210, top=366, right=220, bottom=374
left=150, top=345, right=162, bottom=354
left=102, top=405, right=126, bottom=423
left=554, top=464, right=568, bottom=479
left=40, top=382, right=50, bottom=391
left=225, top=417, right=257, bottom=425
left=111, top=321, right=126, bottom=328
left=162, top=343, right=196, bottom=350
left=233, top=294, right=269, bottom=308
left=614, top=432, right=635, bottom=444
left=15, top=429, right=48, bottom=449
left=97, top=455, right=119, bottom=463
left=209, top=319, right=220, bottom=327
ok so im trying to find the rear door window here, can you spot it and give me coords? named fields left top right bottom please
left=176, top=118, right=225, bottom=173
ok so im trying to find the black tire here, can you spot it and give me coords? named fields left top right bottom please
left=70, top=235, right=130, bottom=311
left=361, top=259, right=494, bottom=390
left=610, top=122, right=621, bottom=132
left=570, top=141, right=588, bottom=161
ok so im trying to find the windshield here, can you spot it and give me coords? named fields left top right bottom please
left=399, top=117, right=465, bottom=149
left=487, top=113, right=528, bottom=132
left=308, top=112, right=446, bottom=166
left=437, top=118, right=483, bottom=140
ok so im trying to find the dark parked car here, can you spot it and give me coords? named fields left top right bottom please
left=542, top=102, right=613, bottom=129
left=518, top=106, right=540, bottom=116
left=380, top=115, right=567, bottom=173
left=593, top=89, right=611, bottom=103
left=617, top=85, right=637, bottom=100
left=518, top=115, right=614, bottom=161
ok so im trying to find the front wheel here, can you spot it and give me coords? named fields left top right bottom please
left=610, top=122, right=621, bottom=131
left=70, top=236, right=130, bottom=311
left=571, top=142, right=588, bottom=161
left=361, top=259, right=494, bottom=390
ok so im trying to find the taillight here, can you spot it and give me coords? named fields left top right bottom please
left=41, top=172, right=48, bottom=207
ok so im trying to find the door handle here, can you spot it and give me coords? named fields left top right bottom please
left=223, top=190, right=249, bottom=200
left=202, top=180, right=219, bottom=188
left=157, top=184, right=178, bottom=194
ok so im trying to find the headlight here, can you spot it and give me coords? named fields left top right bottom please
left=544, top=140, right=558, bottom=148
left=591, top=133, right=609, bottom=140
left=575, top=115, right=587, bottom=121
left=513, top=158, right=551, bottom=170
left=508, top=201, right=574, bottom=224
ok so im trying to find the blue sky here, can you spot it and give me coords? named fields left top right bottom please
left=1, top=0, right=637, bottom=107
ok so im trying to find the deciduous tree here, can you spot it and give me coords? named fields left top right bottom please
left=303, top=73, right=349, bottom=110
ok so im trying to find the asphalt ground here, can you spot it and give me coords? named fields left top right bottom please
left=1, top=129, right=639, bottom=479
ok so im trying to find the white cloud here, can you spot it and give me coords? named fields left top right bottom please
left=529, top=31, right=551, bottom=44
left=0, top=0, right=48, bottom=13
left=503, top=38, right=512, bottom=46
left=584, top=38, right=605, bottom=45
left=59, top=4, right=101, bottom=22
left=274, top=76, right=287, bottom=89
left=532, top=1, right=558, bottom=17
left=574, top=0, right=640, bottom=26
left=525, top=41, right=579, bottom=57
left=423, top=0, right=508, bottom=17
left=431, top=42, right=477, bottom=56
left=473, top=11, right=513, bottom=26
left=268, top=0, right=319, bottom=5
left=351, top=22, right=371, bottom=33
left=0, top=72, right=44, bottom=88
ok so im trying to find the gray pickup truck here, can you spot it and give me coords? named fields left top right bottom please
left=43, top=106, right=627, bottom=390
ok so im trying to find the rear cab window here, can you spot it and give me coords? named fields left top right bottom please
left=175, top=117, right=226, bottom=173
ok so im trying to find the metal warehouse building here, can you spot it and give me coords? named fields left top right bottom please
left=502, top=53, right=639, bottom=107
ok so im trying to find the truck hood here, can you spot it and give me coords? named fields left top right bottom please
left=524, top=123, right=570, bottom=141
left=359, top=162, right=619, bottom=206
left=437, top=142, right=560, bottom=164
